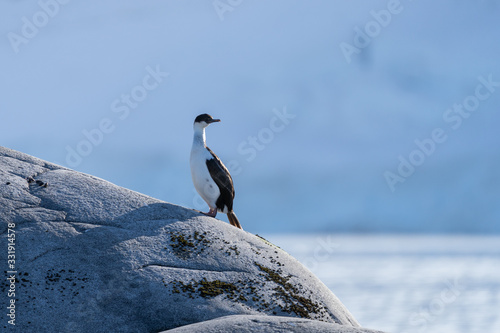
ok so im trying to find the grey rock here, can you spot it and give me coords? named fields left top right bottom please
left=0, top=146, right=383, bottom=332
left=164, top=314, right=385, bottom=333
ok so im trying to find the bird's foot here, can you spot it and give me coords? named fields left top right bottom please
left=203, top=208, right=217, bottom=218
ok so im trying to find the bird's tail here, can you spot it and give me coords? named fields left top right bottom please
left=227, top=211, right=243, bottom=230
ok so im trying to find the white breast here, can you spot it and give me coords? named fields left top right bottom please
left=190, top=146, right=220, bottom=209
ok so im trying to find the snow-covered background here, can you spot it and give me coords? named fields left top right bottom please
left=272, top=234, right=500, bottom=333
left=1, top=0, right=499, bottom=234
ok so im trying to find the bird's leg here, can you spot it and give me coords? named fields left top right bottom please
left=204, top=207, right=217, bottom=217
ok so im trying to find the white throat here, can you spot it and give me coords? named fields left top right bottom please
left=192, top=125, right=206, bottom=149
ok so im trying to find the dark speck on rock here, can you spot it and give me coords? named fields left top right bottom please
left=34, top=180, right=49, bottom=187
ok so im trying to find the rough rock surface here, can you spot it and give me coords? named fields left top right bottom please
left=164, top=314, right=385, bottom=333
left=0, top=146, right=382, bottom=332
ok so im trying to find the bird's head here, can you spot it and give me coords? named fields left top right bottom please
left=193, top=113, right=221, bottom=129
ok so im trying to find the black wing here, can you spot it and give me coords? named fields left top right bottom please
left=206, top=147, right=235, bottom=212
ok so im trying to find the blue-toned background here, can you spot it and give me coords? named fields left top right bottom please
left=2, top=1, right=499, bottom=234
left=2, top=1, right=500, bottom=332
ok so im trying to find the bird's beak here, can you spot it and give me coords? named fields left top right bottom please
left=209, top=119, right=221, bottom=123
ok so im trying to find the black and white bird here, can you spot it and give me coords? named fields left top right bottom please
left=190, top=114, right=242, bottom=229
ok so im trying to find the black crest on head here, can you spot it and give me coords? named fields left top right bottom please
left=194, top=114, right=214, bottom=124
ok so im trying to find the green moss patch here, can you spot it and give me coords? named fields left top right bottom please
left=169, top=278, right=240, bottom=300
left=254, top=262, right=327, bottom=319
left=167, top=231, right=211, bottom=258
